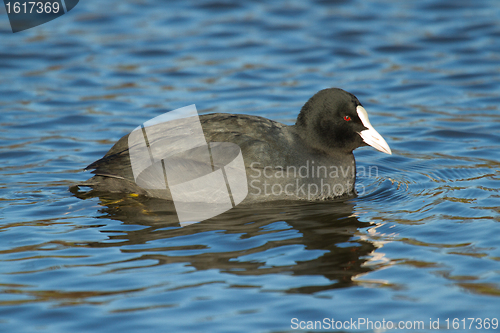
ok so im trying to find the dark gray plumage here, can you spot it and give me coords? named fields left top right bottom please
left=75, top=88, right=391, bottom=202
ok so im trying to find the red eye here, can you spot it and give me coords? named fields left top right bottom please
left=344, top=116, right=351, bottom=121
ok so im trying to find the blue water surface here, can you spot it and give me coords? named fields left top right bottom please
left=1, top=0, right=499, bottom=332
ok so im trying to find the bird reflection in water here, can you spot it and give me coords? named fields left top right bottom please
left=71, top=189, right=382, bottom=293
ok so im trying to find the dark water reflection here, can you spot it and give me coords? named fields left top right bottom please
left=76, top=193, right=376, bottom=293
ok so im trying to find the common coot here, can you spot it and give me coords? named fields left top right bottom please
left=76, top=88, right=391, bottom=203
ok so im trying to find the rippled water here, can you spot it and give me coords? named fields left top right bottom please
left=1, top=0, right=500, bottom=332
